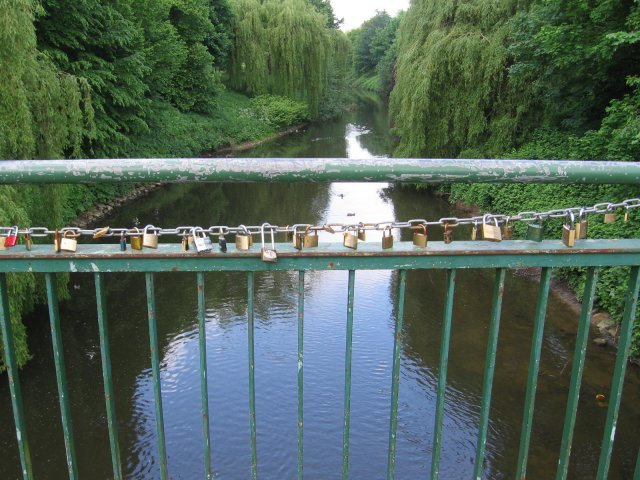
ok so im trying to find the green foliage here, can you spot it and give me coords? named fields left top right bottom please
left=249, top=95, right=309, bottom=128
left=390, top=0, right=534, bottom=158
left=352, top=11, right=392, bottom=75
left=130, top=90, right=284, bottom=157
left=228, top=0, right=349, bottom=116
left=307, top=0, right=342, bottom=29
left=0, top=0, right=94, bottom=370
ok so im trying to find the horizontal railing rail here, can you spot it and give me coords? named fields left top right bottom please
left=0, top=158, right=639, bottom=184
left=1, top=158, right=639, bottom=480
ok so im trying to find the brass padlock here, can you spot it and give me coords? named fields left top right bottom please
left=603, top=210, right=617, bottom=224
left=413, top=224, right=427, bottom=248
left=284, top=226, right=293, bottom=242
left=482, top=216, right=502, bottom=242
left=303, top=226, right=319, bottom=248
left=624, top=207, right=630, bottom=223
left=142, top=225, right=159, bottom=249
left=562, top=212, right=576, bottom=248
left=501, top=218, right=513, bottom=240
left=471, top=221, right=481, bottom=241
left=292, top=226, right=304, bottom=250
left=236, top=225, right=251, bottom=251
left=261, top=223, right=277, bottom=262
left=575, top=210, right=588, bottom=239
left=443, top=224, right=454, bottom=244
left=357, top=224, right=366, bottom=242
left=53, top=229, right=61, bottom=252
left=181, top=232, right=189, bottom=252
left=526, top=222, right=544, bottom=242
left=343, top=230, right=358, bottom=250
left=25, top=233, right=32, bottom=251
left=382, top=226, right=393, bottom=249
left=93, top=226, right=110, bottom=240
left=60, top=231, right=79, bottom=252
left=130, top=228, right=143, bottom=251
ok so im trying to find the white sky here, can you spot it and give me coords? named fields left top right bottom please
left=330, top=0, right=411, bottom=32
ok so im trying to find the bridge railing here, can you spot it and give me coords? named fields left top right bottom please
left=0, top=159, right=639, bottom=480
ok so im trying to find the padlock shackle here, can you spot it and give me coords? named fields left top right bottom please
left=482, top=214, right=499, bottom=227
left=143, top=224, right=158, bottom=235
left=566, top=210, right=576, bottom=226
left=261, top=223, right=275, bottom=249
left=412, top=224, right=426, bottom=235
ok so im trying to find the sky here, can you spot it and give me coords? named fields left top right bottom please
left=330, top=0, right=411, bottom=32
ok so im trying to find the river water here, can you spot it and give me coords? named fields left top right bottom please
left=1, top=97, right=639, bottom=479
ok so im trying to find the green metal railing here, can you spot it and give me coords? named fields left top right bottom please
left=1, top=158, right=640, bottom=480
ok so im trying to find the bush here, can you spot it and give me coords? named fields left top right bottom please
left=249, top=95, right=310, bottom=129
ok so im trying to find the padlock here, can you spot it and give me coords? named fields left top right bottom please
left=357, top=224, right=366, bottom=241
left=624, top=207, right=630, bottom=223
left=382, top=226, right=393, bottom=249
left=236, top=225, right=251, bottom=251
left=443, top=224, right=454, bottom=244
left=501, top=219, right=513, bottom=240
left=292, top=226, right=304, bottom=250
left=60, top=231, right=78, bottom=252
left=53, top=229, right=61, bottom=253
left=526, top=222, right=544, bottom=242
left=0, top=236, right=6, bottom=250
left=343, top=230, right=358, bottom=249
left=219, top=228, right=228, bottom=253
left=4, top=226, right=18, bottom=247
left=603, top=210, right=617, bottom=224
left=193, top=228, right=214, bottom=253
left=142, top=225, right=159, bottom=249
left=130, top=228, right=143, bottom=251
left=25, top=233, right=32, bottom=251
left=261, top=223, right=277, bottom=262
left=482, top=216, right=502, bottom=242
left=93, top=226, right=110, bottom=240
left=120, top=232, right=127, bottom=251
left=303, top=226, right=319, bottom=248
left=471, top=221, right=481, bottom=241
left=412, top=224, right=427, bottom=248
left=181, top=232, right=189, bottom=252
left=284, top=226, right=293, bottom=242
left=562, top=212, right=576, bottom=248
left=575, top=210, right=588, bottom=239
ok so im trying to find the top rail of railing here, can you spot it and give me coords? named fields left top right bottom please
left=0, top=158, right=639, bottom=184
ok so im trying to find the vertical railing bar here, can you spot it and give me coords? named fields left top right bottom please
left=247, top=271, right=258, bottom=480
left=297, top=271, right=305, bottom=480
left=387, top=269, right=408, bottom=480
left=555, top=267, right=599, bottom=480
left=197, top=272, right=213, bottom=479
left=515, top=267, right=553, bottom=480
left=342, top=269, right=356, bottom=480
left=0, top=273, right=33, bottom=480
left=44, top=273, right=78, bottom=480
left=635, top=448, right=640, bottom=480
left=472, top=268, right=506, bottom=480
left=596, top=266, right=640, bottom=479
left=94, top=273, right=123, bottom=480
left=430, top=269, right=457, bottom=480
left=145, top=273, right=168, bottom=480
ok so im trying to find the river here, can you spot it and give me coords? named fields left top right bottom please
left=1, top=96, right=639, bottom=479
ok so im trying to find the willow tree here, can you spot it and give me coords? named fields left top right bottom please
left=0, top=0, right=92, bottom=369
left=228, top=0, right=337, bottom=115
left=390, top=0, right=535, bottom=158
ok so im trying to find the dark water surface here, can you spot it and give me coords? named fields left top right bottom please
left=1, top=98, right=639, bottom=479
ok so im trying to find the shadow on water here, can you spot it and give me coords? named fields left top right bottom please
left=1, top=96, right=639, bottom=479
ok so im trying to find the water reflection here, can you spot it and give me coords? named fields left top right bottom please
left=0, top=98, right=639, bottom=479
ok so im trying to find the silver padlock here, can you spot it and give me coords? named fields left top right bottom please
left=261, top=223, right=277, bottom=262
left=192, top=228, right=213, bottom=253
left=142, top=224, right=159, bottom=249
